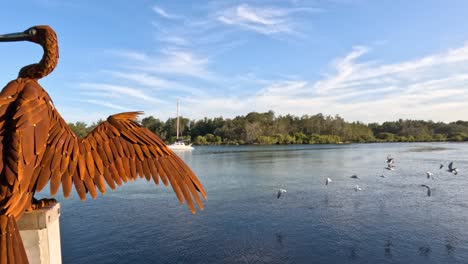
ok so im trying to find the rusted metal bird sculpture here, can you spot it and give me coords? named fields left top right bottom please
left=0, top=25, right=207, bottom=263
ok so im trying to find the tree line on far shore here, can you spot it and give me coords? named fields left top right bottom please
left=67, top=110, right=468, bottom=145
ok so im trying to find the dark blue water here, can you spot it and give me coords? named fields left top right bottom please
left=41, top=143, right=468, bottom=263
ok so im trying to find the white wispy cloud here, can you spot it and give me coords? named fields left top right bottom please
left=156, top=49, right=213, bottom=78
left=112, top=49, right=214, bottom=80
left=218, top=4, right=293, bottom=35
left=106, top=71, right=204, bottom=95
left=57, top=105, right=114, bottom=124
left=315, top=43, right=468, bottom=95
left=111, top=50, right=148, bottom=62
left=258, top=80, right=309, bottom=96
left=152, top=5, right=180, bottom=19
left=217, top=4, right=317, bottom=35
left=79, top=83, right=162, bottom=103
left=83, top=99, right=133, bottom=111
left=106, top=71, right=174, bottom=88
left=158, top=35, right=190, bottom=46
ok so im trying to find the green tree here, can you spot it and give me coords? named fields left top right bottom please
left=194, top=135, right=207, bottom=145
left=68, top=122, right=89, bottom=138
left=142, top=116, right=165, bottom=138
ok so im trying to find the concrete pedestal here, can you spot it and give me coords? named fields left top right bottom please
left=17, top=203, right=62, bottom=264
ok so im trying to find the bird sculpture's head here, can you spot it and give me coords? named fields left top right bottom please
left=0, top=25, right=53, bottom=45
left=0, top=25, right=58, bottom=79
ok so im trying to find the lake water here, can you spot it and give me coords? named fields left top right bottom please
left=42, top=143, right=468, bottom=263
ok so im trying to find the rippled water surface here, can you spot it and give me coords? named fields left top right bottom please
left=44, top=143, right=468, bottom=263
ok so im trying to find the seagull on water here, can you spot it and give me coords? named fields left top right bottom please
left=277, top=189, right=287, bottom=199
left=350, top=174, right=360, bottom=179
left=354, top=185, right=362, bottom=192
left=447, top=162, right=458, bottom=175
left=420, top=184, right=432, bottom=196
left=326, top=178, right=332, bottom=185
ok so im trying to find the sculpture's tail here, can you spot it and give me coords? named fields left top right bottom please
left=0, top=215, right=29, bottom=263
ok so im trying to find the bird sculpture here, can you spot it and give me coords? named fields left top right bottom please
left=0, top=25, right=207, bottom=264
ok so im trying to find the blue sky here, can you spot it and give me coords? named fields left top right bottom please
left=1, top=0, right=468, bottom=123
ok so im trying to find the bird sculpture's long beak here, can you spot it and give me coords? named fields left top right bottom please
left=0, top=31, right=30, bottom=42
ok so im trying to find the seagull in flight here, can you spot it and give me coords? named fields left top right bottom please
left=385, top=155, right=396, bottom=170
left=439, top=164, right=444, bottom=169
left=420, top=184, right=432, bottom=196
left=350, top=174, right=360, bottom=179
left=354, top=185, right=362, bottom=192
left=386, top=155, right=394, bottom=165
left=447, top=162, right=458, bottom=175
left=277, top=189, right=287, bottom=199
left=426, top=171, right=434, bottom=179
left=326, top=178, right=332, bottom=185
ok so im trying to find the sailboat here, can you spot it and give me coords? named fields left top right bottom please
left=168, top=99, right=194, bottom=151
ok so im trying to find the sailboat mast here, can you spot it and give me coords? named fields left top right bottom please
left=176, top=99, right=180, bottom=140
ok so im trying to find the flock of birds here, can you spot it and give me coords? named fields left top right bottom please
left=276, top=155, right=460, bottom=199
left=418, top=160, right=459, bottom=196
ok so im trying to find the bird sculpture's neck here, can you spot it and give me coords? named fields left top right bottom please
left=18, top=29, right=58, bottom=80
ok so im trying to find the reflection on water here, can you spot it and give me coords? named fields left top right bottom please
left=418, top=246, right=431, bottom=257
left=384, top=240, right=393, bottom=258
left=446, top=236, right=457, bottom=256
left=275, top=233, right=283, bottom=247
left=44, top=142, right=468, bottom=263
left=348, top=247, right=359, bottom=261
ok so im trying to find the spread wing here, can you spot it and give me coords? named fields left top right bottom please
left=76, top=111, right=207, bottom=213
left=31, top=104, right=206, bottom=213
left=0, top=80, right=206, bottom=214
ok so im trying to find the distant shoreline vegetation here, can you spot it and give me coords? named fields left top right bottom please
left=67, top=110, right=468, bottom=145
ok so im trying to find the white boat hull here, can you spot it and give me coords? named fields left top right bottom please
left=168, top=141, right=194, bottom=151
